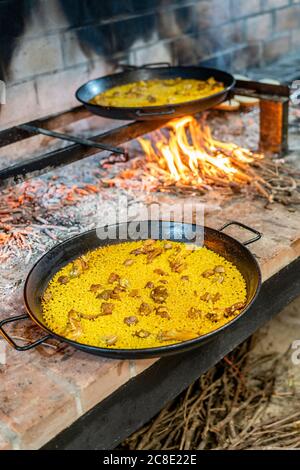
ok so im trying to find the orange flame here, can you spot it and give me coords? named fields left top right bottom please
left=137, top=116, right=263, bottom=188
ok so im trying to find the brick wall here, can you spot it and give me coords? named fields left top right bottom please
left=0, top=0, right=300, bottom=130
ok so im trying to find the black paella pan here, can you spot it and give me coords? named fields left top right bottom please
left=75, top=64, right=235, bottom=121
left=0, top=220, right=261, bottom=359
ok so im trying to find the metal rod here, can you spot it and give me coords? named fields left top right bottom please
left=18, top=124, right=126, bottom=156
left=0, top=120, right=165, bottom=189
left=0, top=106, right=90, bottom=148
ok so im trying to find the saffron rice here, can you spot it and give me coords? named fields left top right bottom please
left=42, top=240, right=247, bottom=349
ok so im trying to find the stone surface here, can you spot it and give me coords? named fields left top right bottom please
left=9, top=35, right=64, bottom=82
left=292, top=28, right=300, bottom=48
left=36, top=65, right=90, bottom=115
left=0, top=81, right=38, bottom=130
left=194, top=0, right=231, bottom=28
left=133, top=39, right=171, bottom=67
left=231, top=0, right=262, bottom=18
left=0, top=362, right=78, bottom=449
left=0, top=433, right=12, bottom=450
left=1, top=0, right=300, bottom=130
left=61, top=30, right=90, bottom=67
left=31, top=347, right=156, bottom=413
left=218, top=20, right=246, bottom=48
left=275, top=4, right=300, bottom=32
left=263, top=34, right=291, bottom=64
left=231, top=43, right=262, bottom=70
left=249, top=49, right=300, bottom=83
left=207, top=200, right=300, bottom=282
left=263, top=0, right=290, bottom=7
left=246, top=13, right=273, bottom=41
left=36, top=348, right=131, bottom=413
left=22, top=0, right=70, bottom=38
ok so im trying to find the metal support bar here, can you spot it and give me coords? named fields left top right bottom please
left=18, top=124, right=127, bottom=156
left=0, top=106, right=90, bottom=148
left=0, top=120, right=166, bottom=189
left=234, top=79, right=290, bottom=97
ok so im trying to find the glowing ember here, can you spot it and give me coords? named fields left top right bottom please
left=137, top=115, right=265, bottom=193
left=0, top=179, right=101, bottom=257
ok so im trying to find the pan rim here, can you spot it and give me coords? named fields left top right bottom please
left=23, top=221, right=261, bottom=357
left=75, top=65, right=235, bottom=113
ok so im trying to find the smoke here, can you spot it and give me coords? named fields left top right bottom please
left=0, top=0, right=159, bottom=79
left=0, top=0, right=235, bottom=82
left=0, top=0, right=34, bottom=80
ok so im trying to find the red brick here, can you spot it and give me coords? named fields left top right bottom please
left=0, top=324, right=158, bottom=443
left=231, top=0, right=261, bottom=18
left=275, top=5, right=300, bottom=31
left=0, top=363, right=77, bottom=449
left=247, top=13, right=273, bottom=40
left=260, top=243, right=296, bottom=281
left=263, top=34, right=291, bottom=62
left=32, top=341, right=157, bottom=414
left=37, top=347, right=132, bottom=413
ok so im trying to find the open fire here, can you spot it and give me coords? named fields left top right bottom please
left=139, top=116, right=264, bottom=191
left=110, top=116, right=276, bottom=200
left=0, top=112, right=299, bottom=267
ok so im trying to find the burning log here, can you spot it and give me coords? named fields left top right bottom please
left=106, top=116, right=299, bottom=204
left=0, top=115, right=299, bottom=267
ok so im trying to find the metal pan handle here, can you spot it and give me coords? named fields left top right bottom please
left=136, top=108, right=175, bottom=117
left=219, top=221, right=262, bottom=246
left=0, top=314, right=51, bottom=351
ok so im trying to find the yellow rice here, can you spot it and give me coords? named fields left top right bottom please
left=42, top=240, right=247, bottom=349
left=90, top=78, right=224, bottom=108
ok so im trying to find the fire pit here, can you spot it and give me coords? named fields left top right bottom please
left=0, top=72, right=300, bottom=450
left=108, top=115, right=271, bottom=199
